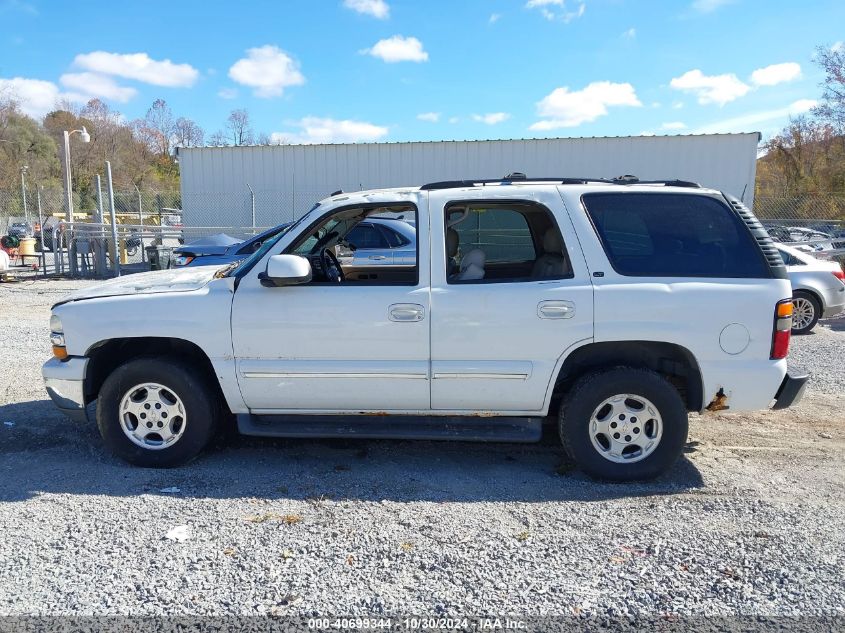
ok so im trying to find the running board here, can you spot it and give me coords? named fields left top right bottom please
left=237, top=414, right=543, bottom=443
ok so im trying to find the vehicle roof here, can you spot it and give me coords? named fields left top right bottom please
left=322, top=181, right=723, bottom=205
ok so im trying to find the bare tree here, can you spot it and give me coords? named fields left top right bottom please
left=813, top=44, right=845, bottom=132
left=143, top=99, right=176, bottom=156
left=226, top=109, right=253, bottom=146
left=208, top=130, right=228, bottom=146
left=174, top=117, right=204, bottom=148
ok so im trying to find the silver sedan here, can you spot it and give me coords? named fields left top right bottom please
left=776, top=243, right=845, bottom=334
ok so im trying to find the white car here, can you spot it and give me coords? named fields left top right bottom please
left=43, top=177, right=807, bottom=481
left=776, top=243, right=845, bottom=333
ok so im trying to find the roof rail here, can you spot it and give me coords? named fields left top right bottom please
left=419, top=175, right=701, bottom=190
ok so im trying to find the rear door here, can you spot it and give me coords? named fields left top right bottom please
left=428, top=187, right=594, bottom=413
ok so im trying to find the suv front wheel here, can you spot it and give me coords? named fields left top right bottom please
left=96, top=357, right=219, bottom=467
left=559, top=368, right=688, bottom=481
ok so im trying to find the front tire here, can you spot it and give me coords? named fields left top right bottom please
left=559, top=368, right=688, bottom=481
left=791, top=291, right=820, bottom=335
left=96, top=357, right=219, bottom=467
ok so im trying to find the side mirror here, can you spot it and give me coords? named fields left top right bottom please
left=259, top=254, right=312, bottom=287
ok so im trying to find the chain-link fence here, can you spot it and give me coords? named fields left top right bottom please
left=4, top=186, right=845, bottom=279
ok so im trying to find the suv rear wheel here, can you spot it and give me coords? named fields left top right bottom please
left=96, top=357, right=219, bottom=467
left=559, top=368, right=688, bottom=481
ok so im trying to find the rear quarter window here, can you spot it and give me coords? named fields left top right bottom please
left=583, top=193, right=769, bottom=278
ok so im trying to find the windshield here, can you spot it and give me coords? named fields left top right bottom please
left=224, top=203, right=320, bottom=278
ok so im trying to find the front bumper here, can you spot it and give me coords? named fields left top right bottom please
left=42, top=356, right=89, bottom=422
left=772, top=370, right=809, bottom=410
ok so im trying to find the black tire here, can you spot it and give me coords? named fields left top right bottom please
left=96, top=357, right=219, bottom=467
left=559, top=367, right=688, bottom=481
left=791, top=290, right=820, bottom=335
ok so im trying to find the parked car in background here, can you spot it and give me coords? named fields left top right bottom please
left=776, top=243, right=845, bottom=333
left=171, top=223, right=292, bottom=267
left=171, top=217, right=416, bottom=269
left=8, top=222, right=31, bottom=238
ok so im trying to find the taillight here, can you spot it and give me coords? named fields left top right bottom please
left=833, top=268, right=845, bottom=283
left=770, top=299, right=793, bottom=360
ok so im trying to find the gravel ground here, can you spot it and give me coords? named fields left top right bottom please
left=0, top=279, right=843, bottom=621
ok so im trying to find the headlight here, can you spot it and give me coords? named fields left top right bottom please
left=50, top=314, right=66, bottom=352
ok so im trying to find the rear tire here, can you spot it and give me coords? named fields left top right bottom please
left=791, top=291, right=820, bottom=335
left=559, top=368, right=688, bottom=481
left=96, top=357, right=219, bottom=467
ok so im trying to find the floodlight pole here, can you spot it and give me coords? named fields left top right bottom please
left=62, top=127, right=90, bottom=222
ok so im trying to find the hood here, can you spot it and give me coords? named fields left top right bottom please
left=174, top=233, right=243, bottom=257
left=53, top=265, right=221, bottom=307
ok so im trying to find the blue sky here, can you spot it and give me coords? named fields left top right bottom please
left=1, top=0, right=843, bottom=144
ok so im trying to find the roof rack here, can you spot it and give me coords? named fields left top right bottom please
left=419, top=174, right=702, bottom=190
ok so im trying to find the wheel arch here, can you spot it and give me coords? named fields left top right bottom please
left=549, top=340, right=704, bottom=413
left=84, top=337, right=228, bottom=410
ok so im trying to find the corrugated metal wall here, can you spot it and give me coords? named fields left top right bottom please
left=177, top=134, right=759, bottom=227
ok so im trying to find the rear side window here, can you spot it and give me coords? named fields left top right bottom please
left=583, top=193, right=769, bottom=278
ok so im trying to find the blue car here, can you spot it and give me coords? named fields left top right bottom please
left=172, top=218, right=416, bottom=269
left=171, top=223, right=293, bottom=268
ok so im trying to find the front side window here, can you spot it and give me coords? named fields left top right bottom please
left=583, top=193, right=769, bottom=278
left=445, top=202, right=571, bottom=284
left=285, top=204, right=418, bottom=285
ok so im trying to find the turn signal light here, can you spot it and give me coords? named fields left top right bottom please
left=52, top=345, right=68, bottom=360
left=770, top=299, right=793, bottom=360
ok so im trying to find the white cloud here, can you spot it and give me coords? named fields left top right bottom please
left=472, top=112, right=510, bottom=125
left=639, top=131, right=656, bottom=136
left=623, top=27, right=636, bottom=39
left=343, top=0, right=389, bottom=19
left=362, top=35, right=428, bottom=63
left=217, top=87, right=238, bottom=99
left=526, top=0, right=585, bottom=22
left=669, top=69, right=749, bottom=106
left=73, top=51, right=198, bottom=87
left=661, top=121, right=686, bottom=130
left=228, top=45, right=305, bottom=98
left=832, top=41, right=844, bottom=53
left=750, top=62, right=802, bottom=87
left=0, top=77, right=82, bottom=117
left=448, top=116, right=460, bottom=124
left=672, top=100, right=684, bottom=109
left=693, top=99, right=817, bottom=134
left=691, top=0, right=733, bottom=12
left=530, top=81, right=641, bottom=129
left=489, top=13, right=501, bottom=23
left=272, top=117, right=388, bottom=144
left=59, top=72, right=137, bottom=103
left=417, top=112, right=440, bottom=122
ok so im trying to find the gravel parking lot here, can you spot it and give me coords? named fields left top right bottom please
left=0, top=279, right=843, bottom=620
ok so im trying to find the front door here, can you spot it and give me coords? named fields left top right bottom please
left=231, top=192, right=430, bottom=412
left=428, top=188, right=594, bottom=413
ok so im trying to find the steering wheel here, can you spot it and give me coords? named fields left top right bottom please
left=320, top=247, right=345, bottom=283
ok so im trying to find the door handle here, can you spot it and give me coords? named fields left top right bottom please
left=389, top=303, right=425, bottom=322
left=538, top=300, right=575, bottom=319
left=369, top=255, right=387, bottom=260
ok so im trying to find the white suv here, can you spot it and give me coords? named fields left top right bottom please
left=42, top=177, right=808, bottom=480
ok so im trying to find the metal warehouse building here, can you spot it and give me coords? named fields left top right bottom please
left=176, top=133, right=760, bottom=229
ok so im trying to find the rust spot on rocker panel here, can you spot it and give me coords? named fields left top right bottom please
left=706, top=388, right=730, bottom=412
